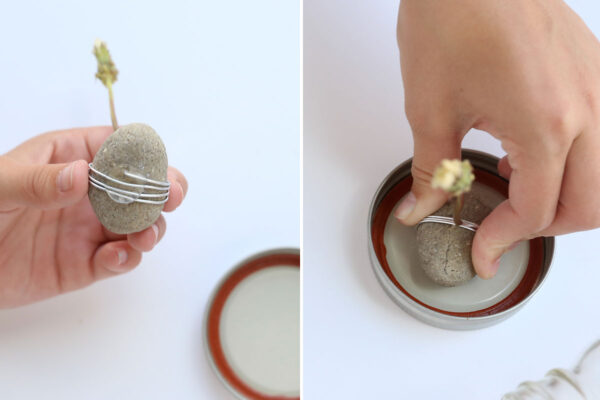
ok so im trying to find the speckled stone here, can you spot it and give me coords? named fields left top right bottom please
left=89, top=123, right=168, bottom=234
left=416, top=186, right=492, bottom=287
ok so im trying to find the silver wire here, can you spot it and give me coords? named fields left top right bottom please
left=88, top=163, right=170, bottom=205
left=418, top=215, right=479, bottom=232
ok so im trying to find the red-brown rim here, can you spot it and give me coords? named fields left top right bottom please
left=206, top=252, right=301, bottom=400
left=371, top=169, right=545, bottom=318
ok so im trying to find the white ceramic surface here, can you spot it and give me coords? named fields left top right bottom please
left=220, top=266, right=300, bottom=397
left=383, top=184, right=529, bottom=313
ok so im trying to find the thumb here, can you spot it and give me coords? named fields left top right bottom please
left=394, top=132, right=462, bottom=225
left=0, top=157, right=89, bottom=210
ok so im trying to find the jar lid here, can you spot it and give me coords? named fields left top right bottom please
left=368, top=150, right=555, bottom=330
left=204, top=248, right=300, bottom=399
left=383, top=182, right=530, bottom=313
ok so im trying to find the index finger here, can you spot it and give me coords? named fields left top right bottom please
left=4, top=126, right=113, bottom=164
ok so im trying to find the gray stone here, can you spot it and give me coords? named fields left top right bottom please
left=416, top=186, right=492, bottom=287
left=89, top=123, right=168, bottom=234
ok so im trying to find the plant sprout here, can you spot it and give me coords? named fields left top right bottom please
left=431, top=159, right=475, bottom=225
left=93, top=39, right=119, bottom=131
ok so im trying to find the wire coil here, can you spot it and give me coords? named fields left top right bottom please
left=418, top=215, right=479, bottom=232
left=88, top=163, right=170, bottom=205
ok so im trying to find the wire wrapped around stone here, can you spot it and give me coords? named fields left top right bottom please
left=88, top=163, right=170, bottom=205
left=418, top=216, right=479, bottom=232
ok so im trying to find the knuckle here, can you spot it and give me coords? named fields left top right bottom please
left=531, top=101, right=577, bottom=157
left=410, top=164, right=434, bottom=187
left=21, top=172, right=38, bottom=202
left=546, top=108, right=573, bottom=136
left=22, top=167, right=52, bottom=202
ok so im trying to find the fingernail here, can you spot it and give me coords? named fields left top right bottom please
left=394, top=192, right=416, bottom=221
left=57, top=162, right=75, bottom=192
left=151, top=224, right=159, bottom=246
left=118, top=249, right=128, bottom=265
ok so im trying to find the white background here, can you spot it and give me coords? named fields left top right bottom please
left=0, top=0, right=298, bottom=399
left=304, top=0, right=600, bottom=399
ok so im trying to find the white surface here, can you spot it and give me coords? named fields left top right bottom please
left=0, top=1, right=298, bottom=399
left=304, top=0, right=600, bottom=399
left=221, top=266, right=300, bottom=396
left=384, top=190, right=529, bottom=313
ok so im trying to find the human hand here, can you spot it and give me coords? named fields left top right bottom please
left=394, top=0, right=600, bottom=278
left=0, top=126, right=187, bottom=308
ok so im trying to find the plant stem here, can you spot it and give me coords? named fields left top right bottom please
left=453, top=194, right=464, bottom=226
left=107, top=82, right=118, bottom=131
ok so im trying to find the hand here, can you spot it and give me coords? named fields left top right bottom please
left=0, top=126, right=188, bottom=308
left=394, top=0, right=600, bottom=278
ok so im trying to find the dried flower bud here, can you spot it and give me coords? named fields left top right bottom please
left=93, top=39, right=118, bottom=87
left=431, top=159, right=474, bottom=196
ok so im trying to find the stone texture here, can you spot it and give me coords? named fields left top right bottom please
left=416, top=186, right=492, bottom=287
left=89, top=123, right=168, bottom=234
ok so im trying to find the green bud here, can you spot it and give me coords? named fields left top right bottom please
left=93, top=39, right=118, bottom=87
